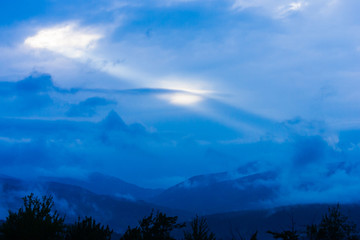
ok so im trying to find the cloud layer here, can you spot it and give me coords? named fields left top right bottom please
left=0, top=0, right=360, bottom=206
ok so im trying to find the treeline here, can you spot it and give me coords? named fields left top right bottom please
left=0, top=193, right=359, bottom=240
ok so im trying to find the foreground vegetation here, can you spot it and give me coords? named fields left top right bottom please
left=0, top=193, right=359, bottom=240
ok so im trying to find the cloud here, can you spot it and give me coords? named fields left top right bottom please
left=15, top=72, right=55, bottom=92
left=0, top=73, right=55, bottom=115
left=292, top=136, right=327, bottom=166
left=276, top=2, right=308, bottom=18
left=66, top=97, right=116, bottom=117
left=21, top=20, right=215, bottom=108
left=0, top=0, right=358, bottom=120
left=24, top=24, right=103, bottom=59
left=230, top=0, right=346, bottom=19
left=5, top=0, right=356, bottom=127
left=232, top=0, right=307, bottom=17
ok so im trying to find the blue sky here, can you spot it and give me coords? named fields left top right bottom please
left=1, top=0, right=360, bottom=204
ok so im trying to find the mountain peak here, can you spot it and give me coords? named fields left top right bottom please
left=102, top=110, right=127, bottom=130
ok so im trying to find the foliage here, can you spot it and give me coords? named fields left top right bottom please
left=120, top=210, right=185, bottom=240
left=0, top=193, right=65, bottom=240
left=306, top=224, right=318, bottom=240
left=249, top=231, right=258, bottom=240
left=183, top=215, right=216, bottom=240
left=306, top=204, right=359, bottom=240
left=3, top=193, right=360, bottom=240
left=65, top=216, right=113, bottom=240
left=119, top=226, right=143, bottom=240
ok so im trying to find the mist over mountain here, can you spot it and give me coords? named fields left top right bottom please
left=2, top=173, right=360, bottom=240
left=150, top=170, right=278, bottom=214
left=0, top=175, right=191, bottom=233
left=39, top=172, right=163, bottom=201
left=1, top=74, right=360, bottom=208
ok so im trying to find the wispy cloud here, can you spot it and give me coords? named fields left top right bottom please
left=276, top=2, right=307, bottom=18
left=231, top=0, right=339, bottom=18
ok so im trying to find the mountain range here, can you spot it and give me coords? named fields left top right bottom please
left=1, top=171, right=360, bottom=240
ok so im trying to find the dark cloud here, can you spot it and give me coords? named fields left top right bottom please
left=0, top=73, right=117, bottom=118
left=66, top=97, right=116, bottom=117
left=15, top=73, right=54, bottom=93
left=0, top=72, right=55, bottom=115
left=292, top=136, right=327, bottom=166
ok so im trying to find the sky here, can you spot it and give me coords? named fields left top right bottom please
left=1, top=0, right=360, bottom=204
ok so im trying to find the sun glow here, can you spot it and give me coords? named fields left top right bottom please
left=159, top=77, right=212, bottom=95
left=161, top=93, right=203, bottom=106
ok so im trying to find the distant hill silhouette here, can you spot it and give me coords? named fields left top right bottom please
left=150, top=170, right=278, bottom=214
left=0, top=176, right=191, bottom=234
left=39, top=172, right=163, bottom=201
left=205, top=204, right=360, bottom=240
left=2, top=174, right=360, bottom=240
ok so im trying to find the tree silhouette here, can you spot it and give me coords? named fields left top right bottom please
left=306, top=224, right=318, bottom=240
left=184, top=215, right=216, bottom=240
left=267, top=214, right=300, bottom=240
left=120, top=210, right=185, bottom=240
left=249, top=231, right=258, bottom=240
left=120, top=226, right=143, bottom=240
left=307, top=204, right=359, bottom=240
left=0, top=193, right=65, bottom=240
left=267, top=230, right=299, bottom=240
left=65, top=216, right=113, bottom=240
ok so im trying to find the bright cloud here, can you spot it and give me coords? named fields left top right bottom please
left=288, top=2, right=304, bottom=11
left=167, top=93, right=203, bottom=105
left=24, top=24, right=102, bottom=58
left=22, top=23, right=213, bottom=107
